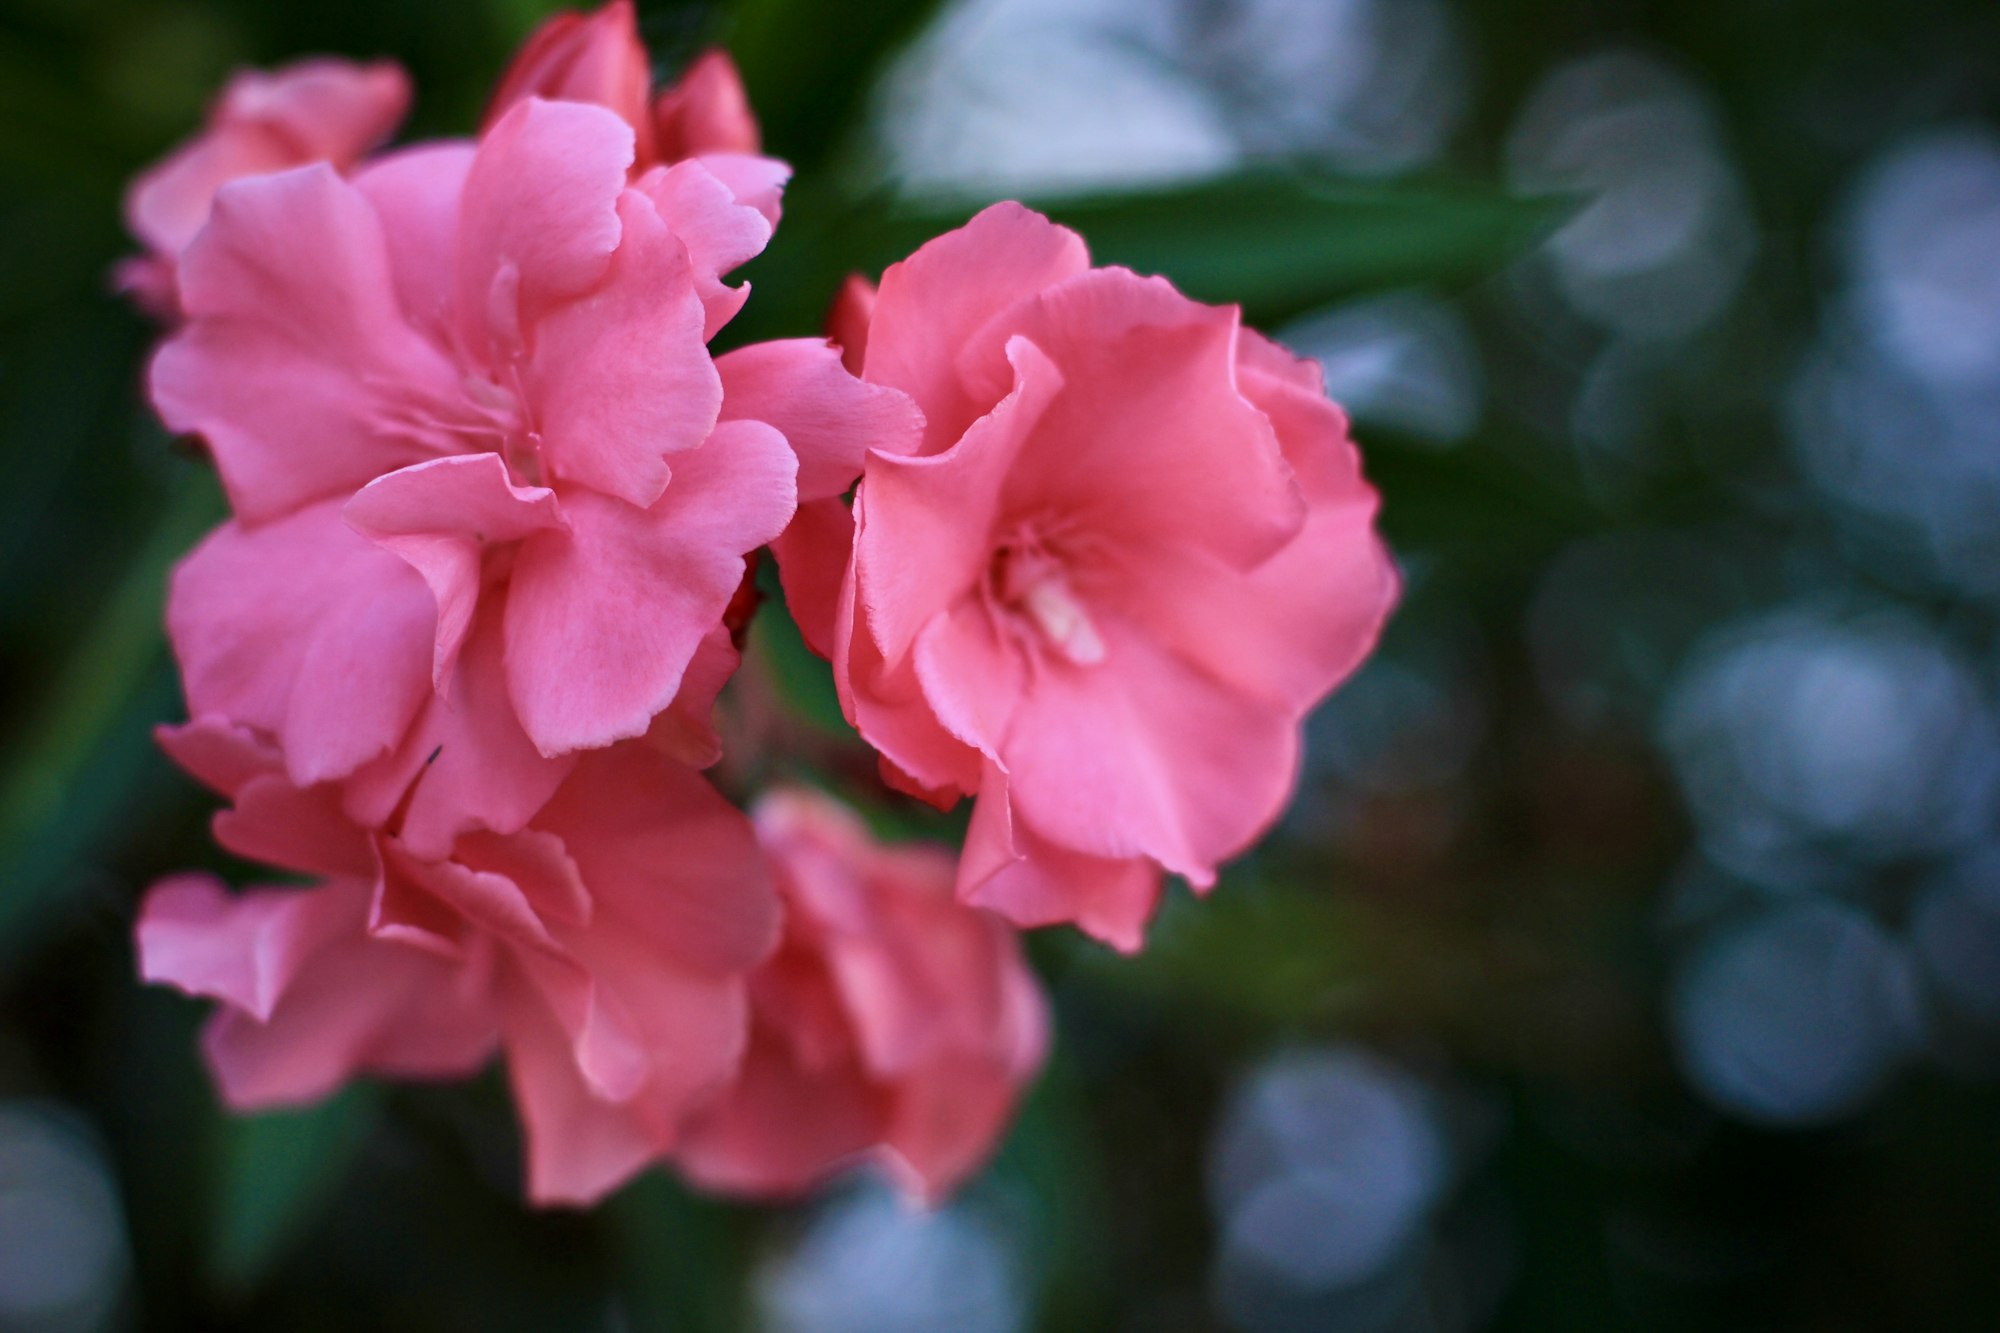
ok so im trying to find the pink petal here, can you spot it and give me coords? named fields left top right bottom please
left=865, top=202, right=1090, bottom=453
left=685, top=152, right=789, bottom=231
left=500, top=994, right=661, bottom=1206
left=771, top=497, right=853, bottom=662
left=826, top=275, right=876, bottom=374
left=642, top=623, right=738, bottom=769
left=981, top=269, right=1304, bottom=571
left=484, top=0, right=654, bottom=159
left=347, top=605, right=575, bottom=860
left=503, top=921, right=755, bottom=1201
left=910, top=598, right=1025, bottom=764
left=127, top=127, right=306, bottom=261
left=214, top=775, right=376, bottom=880
left=1112, top=343, right=1396, bottom=716
left=527, top=187, right=719, bottom=508
left=454, top=97, right=633, bottom=361
left=676, top=1029, right=884, bottom=1198
left=505, top=418, right=796, bottom=756
left=653, top=49, right=762, bottom=159
left=833, top=508, right=980, bottom=799
left=855, top=335, right=1063, bottom=666
left=167, top=502, right=435, bottom=786
left=351, top=142, right=476, bottom=340
left=379, top=836, right=565, bottom=955
left=155, top=717, right=281, bottom=797
left=881, top=1054, right=1023, bottom=1202
left=137, top=873, right=350, bottom=1022
left=999, top=615, right=1300, bottom=885
left=535, top=745, right=781, bottom=975
left=152, top=165, right=461, bottom=522
left=199, top=880, right=495, bottom=1108
left=216, top=60, right=412, bottom=162
left=631, top=159, right=773, bottom=338
left=959, top=774, right=1163, bottom=951
left=458, top=828, right=593, bottom=929
left=345, top=454, right=565, bottom=685
left=126, top=58, right=410, bottom=258
left=717, top=338, right=924, bottom=503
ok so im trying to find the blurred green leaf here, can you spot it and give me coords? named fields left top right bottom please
left=716, top=0, right=945, bottom=171
left=1042, top=176, right=1570, bottom=323
left=747, top=558, right=849, bottom=738
left=606, top=1173, right=752, bottom=1333
left=988, top=1058, right=1117, bottom=1331
left=728, top=174, right=1568, bottom=343
left=0, top=465, right=222, bottom=966
left=1086, top=880, right=1369, bottom=1025
left=207, top=1083, right=384, bottom=1296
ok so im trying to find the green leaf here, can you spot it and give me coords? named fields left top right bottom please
left=746, top=558, right=850, bottom=738
left=0, top=465, right=223, bottom=966
left=715, top=0, right=947, bottom=171
left=725, top=173, right=1569, bottom=344
left=207, top=1083, right=384, bottom=1296
left=1041, top=174, right=1570, bottom=322
left=605, top=1172, right=751, bottom=1333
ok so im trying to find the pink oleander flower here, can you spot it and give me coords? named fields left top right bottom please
left=151, top=94, right=851, bottom=858
left=118, top=58, right=410, bottom=319
left=136, top=719, right=781, bottom=1206
left=485, top=2, right=781, bottom=233
left=797, top=203, right=1399, bottom=951
left=678, top=788, right=1047, bottom=1201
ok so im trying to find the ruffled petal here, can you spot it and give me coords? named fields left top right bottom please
left=484, top=0, right=654, bottom=159
left=999, top=616, right=1299, bottom=884
left=152, top=877, right=494, bottom=1108
left=981, top=269, right=1304, bottom=571
left=855, top=336, right=1062, bottom=666
left=717, top=338, right=923, bottom=503
left=345, top=453, right=565, bottom=686
left=505, top=419, right=795, bottom=756
left=127, top=58, right=409, bottom=258
left=958, top=772, right=1163, bottom=951
left=454, top=97, right=633, bottom=360
left=155, top=717, right=281, bottom=798
left=865, top=201, right=1090, bottom=453
left=675, top=1029, right=884, bottom=1198
left=535, top=745, right=781, bottom=975
left=350, top=142, right=476, bottom=339
left=346, top=605, right=575, bottom=860
left=833, top=506, right=980, bottom=799
left=152, top=164, right=461, bottom=521
left=631, top=158, right=776, bottom=337
left=527, top=187, right=719, bottom=508
left=653, top=49, right=762, bottom=159
left=167, top=502, right=435, bottom=786
left=642, top=624, right=738, bottom=769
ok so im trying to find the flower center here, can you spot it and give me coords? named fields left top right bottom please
left=990, top=538, right=1105, bottom=667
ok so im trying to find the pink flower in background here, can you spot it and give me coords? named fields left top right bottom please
left=118, top=58, right=409, bottom=318
left=486, top=2, right=783, bottom=237
left=678, top=788, right=1046, bottom=1200
left=486, top=1, right=761, bottom=162
left=136, top=718, right=781, bottom=1206
left=155, top=95, right=801, bottom=856
left=815, top=204, right=1399, bottom=950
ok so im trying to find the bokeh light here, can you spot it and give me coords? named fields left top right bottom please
left=1208, top=1048, right=1449, bottom=1331
left=756, top=1186, right=1029, bottom=1333
left=0, top=1103, right=130, bottom=1333
left=1670, top=905, right=1921, bottom=1125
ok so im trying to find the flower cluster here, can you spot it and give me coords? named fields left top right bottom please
left=125, top=1, right=1396, bottom=1206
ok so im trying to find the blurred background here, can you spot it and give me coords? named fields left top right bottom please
left=4, top=0, right=2000, bottom=1327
